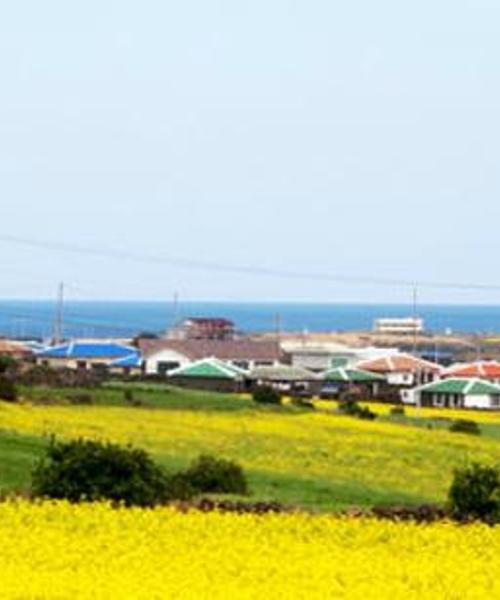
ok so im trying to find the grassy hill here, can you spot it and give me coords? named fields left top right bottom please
left=1, top=384, right=500, bottom=510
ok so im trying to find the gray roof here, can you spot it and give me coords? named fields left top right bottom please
left=249, top=365, right=318, bottom=382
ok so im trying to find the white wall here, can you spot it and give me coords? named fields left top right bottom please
left=144, top=349, right=191, bottom=375
left=387, top=372, right=415, bottom=386
left=463, top=394, right=496, bottom=409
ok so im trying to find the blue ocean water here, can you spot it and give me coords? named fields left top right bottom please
left=1, top=301, right=500, bottom=339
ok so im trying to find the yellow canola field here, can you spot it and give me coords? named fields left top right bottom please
left=1, top=401, right=500, bottom=507
left=0, top=500, right=499, bottom=599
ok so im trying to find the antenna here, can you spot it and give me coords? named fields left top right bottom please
left=53, top=281, right=64, bottom=344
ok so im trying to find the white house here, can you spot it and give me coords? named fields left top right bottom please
left=139, top=339, right=282, bottom=376
left=403, top=377, right=500, bottom=409
left=357, top=353, right=441, bottom=387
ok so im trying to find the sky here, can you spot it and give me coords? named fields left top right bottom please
left=1, top=0, right=499, bottom=304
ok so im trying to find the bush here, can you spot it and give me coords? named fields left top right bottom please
left=66, top=392, right=93, bottom=405
left=449, top=419, right=480, bottom=436
left=289, top=397, right=315, bottom=409
left=123, top=389, right=143, bottom=407
left=252, top=385, right=281, bottom=405
left=179, top=454, right=248, bottom=495
left=357, top=406, right=377, bottom=420
left=0, top=355, right=17, bottom=374
left=448, top=463, right=500, bottom=523
left=338, top=400, right=376, bottom=420
left=32, top=438, right=176, bottom=507
left=0, top=376, right=17, bottom=402
left=338, top=400, right=361, bottom=415
left=390, top=406, right=405, bottom=416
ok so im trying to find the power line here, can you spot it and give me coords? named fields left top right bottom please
left=2, top=232, right=500, bottom=292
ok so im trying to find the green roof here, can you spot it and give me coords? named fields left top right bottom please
left=169, top=359, right=244, bottom=380
left=322, top=367, right=384, bottom=383
left=329, top=357, right=350, bottom=369
left=419, top=378, right=500, bottom=396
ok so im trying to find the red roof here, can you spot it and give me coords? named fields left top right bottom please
left=446, top=361, right=500, bottom=379
left=0, top=340, right=33, bottom=358
left=358, top=353, right=441, bottom=374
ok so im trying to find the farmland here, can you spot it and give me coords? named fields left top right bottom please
left=1, top=500, right=500, bottom=599
left=1, top=385, right=500, bottom=598
left=1, top=385, right=500, bottom=510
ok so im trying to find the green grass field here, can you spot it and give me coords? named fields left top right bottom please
left=1, top=384, right=500, bottom=510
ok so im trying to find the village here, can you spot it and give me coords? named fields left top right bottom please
left=3, top=315, right=500, bottom=410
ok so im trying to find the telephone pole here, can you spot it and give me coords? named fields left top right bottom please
left=412, top=283, right=418, bottom=356
left=53, top=281, right=65, bottom=345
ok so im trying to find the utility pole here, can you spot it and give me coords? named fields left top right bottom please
left=53, top=281, right=64, bottom=345
left=274, top=312, right=281, bottom=347
left=412, top=283, right=418, bottom=357
left=166, top=291, right=180, bottom=338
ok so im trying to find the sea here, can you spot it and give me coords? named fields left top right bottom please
left=2, top=301, right=500, bottom=340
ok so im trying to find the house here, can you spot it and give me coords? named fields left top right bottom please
left=444, top=361, right=500, bottom=384
left=283, top=340, right=400, bottom=372
left=108, top=353, right=143, bottom=376
left=320, top=366, right=385, bottom=398
left=357, top=353, right=441, bottom=387
left=402, top=377, right=500, bottom=410
left=0, top=339, right=34, bottom=360
left=168, top=358, right=246, bottom=392
left=139, top=339, right=282, bottom=376
left=248, top=365, right=318, bottom=394
left=36, top=341, right=139, bottom=371
left=167, top=318, right=236, bottom=341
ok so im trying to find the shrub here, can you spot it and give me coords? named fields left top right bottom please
left=338, top=400, right=376, bottom=420
left=0, top=355, right=17, bottom=374
left=449, top=419, right=480, bottom=436
left=0, top=376, right=17, bottom=402
left=390, top=406, right=405, bottom=416
left=123, top=389, right=143, bottom=407
left=357, top=406, right=377, bottom=420
left=179, top=454, right=248, bottom=495
left=66, top=392, right=93, bottom=405
left=338, top=400, right=361, bottom=415
left=252, top=385, right=281, bottom=405
left=290, top=397, right=315, bottom=409
left=448, top=463, right=500, bottom=523
left=32, top=438, right=176, bottom=507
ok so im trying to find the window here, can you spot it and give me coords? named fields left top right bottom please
left=157, top=361, right=180, bottom=375
left=232, top=360, right=249, bottom=370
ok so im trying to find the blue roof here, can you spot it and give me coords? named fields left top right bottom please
left=37, top=342, right=137, bottom=360
left=109, top=353, right=142, bottom=368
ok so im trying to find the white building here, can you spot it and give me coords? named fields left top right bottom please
left=373, top=317, right=424, bottom=335
left=403, top=377, right=500, bottom=409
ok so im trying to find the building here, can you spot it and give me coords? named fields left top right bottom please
left=283, top=340, right=400, bottom=372
left=139, top=339, right=282, bottom=375
left=320, top=366, right=385, bottom=398
left=167, top=318, right=236, bottom=341
left=168, top=358, right=247, bottom=392
left=444, top=361, right=500, bottom=384
left=36, top=341, right=138, bottom=371
left=373, top=317, right=424, bottom=335
left=108, top=353, right=143, bottom=376
left=357, top=353, right=441, bottom=387
left=402, top=377, right=500, bottom=409
left=248, top=365, right=318, bottom=394
left=0, top=339, right=34, bottom=360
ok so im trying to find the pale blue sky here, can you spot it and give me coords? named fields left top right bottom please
left=1, top=1, right=499, bottom=303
